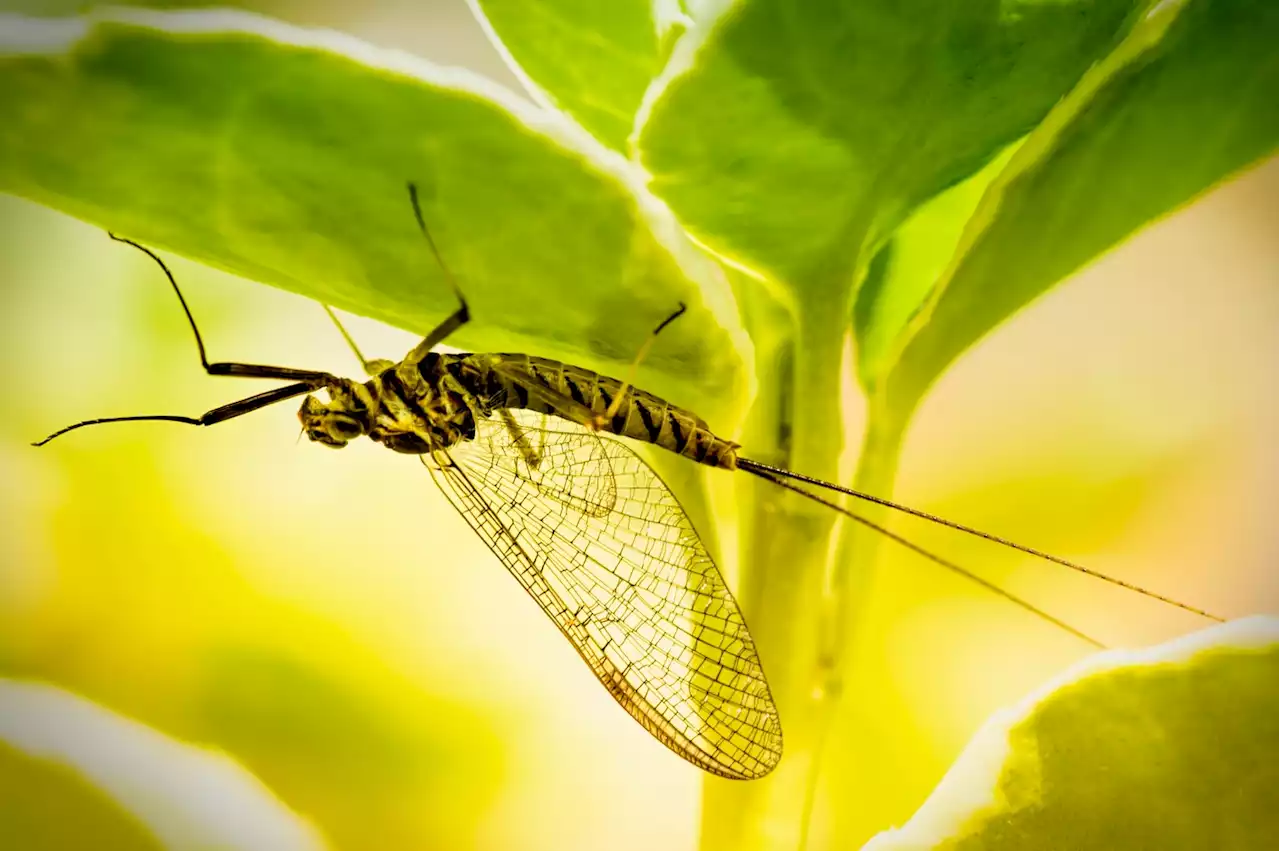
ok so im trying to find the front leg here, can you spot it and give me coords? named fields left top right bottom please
left=403, top=181, right=471, bottom=366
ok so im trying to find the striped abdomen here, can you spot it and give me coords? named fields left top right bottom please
left=441, top=353, right=740, bottom=469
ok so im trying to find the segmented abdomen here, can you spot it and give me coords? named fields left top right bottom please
left=450, top=353, right=739, bottom=469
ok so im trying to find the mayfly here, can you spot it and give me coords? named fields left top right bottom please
left=34, top=184, right=1223, bottom=780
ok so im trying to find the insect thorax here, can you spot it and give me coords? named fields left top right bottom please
left=298, top=355, right=479, bottom=455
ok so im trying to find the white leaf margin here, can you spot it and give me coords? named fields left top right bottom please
left=862, top=615, right=1279, bottom=850
left=0, top=678, right=327, bottom=851
left=0, top=6, right=755, bottom=413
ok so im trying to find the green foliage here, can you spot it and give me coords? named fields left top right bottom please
left=638, top=0, right=1138, bottom=293
left=0, top=678, right=324, bottom=851
left=476, top=1, right=1276, bottom=849
left=0, top=743, right=162, bottom=851
left=877, top=0, right=1279, bottom=424
left=852, top=149, right=1016, bottom=390
left=862, top=618, right=1279, bottom=851
left=471, top=0, right=677, bottom=151
left=0, top=8, right=749, bottom=421
left=0, top=3, right=1274, bottom=851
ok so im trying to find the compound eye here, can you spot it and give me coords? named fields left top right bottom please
left=328, top=415, right=363, bottom=441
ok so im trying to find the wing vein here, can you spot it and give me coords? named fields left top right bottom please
left=425, top=410, right=781, bottom=779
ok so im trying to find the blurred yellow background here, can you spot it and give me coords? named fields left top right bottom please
left=0, top=2, right=1275, bottom=850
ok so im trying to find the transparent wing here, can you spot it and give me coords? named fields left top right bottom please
left=471, top=410, right=616, bottom=518
left=424, top=410, right=782, bottom=779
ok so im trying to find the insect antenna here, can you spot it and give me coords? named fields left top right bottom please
left=744, top=464, right=1105, bottom=646
left=737, top=457, right=1223, bottom=625
left=33, top=382, right=317, bottom=446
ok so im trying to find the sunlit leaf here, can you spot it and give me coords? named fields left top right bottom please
left=0, top=8, right=748, bottom=418
left=852, top=148, right=1016, bottom=389
left=877, top=0, right=1278, bottom=419
left=470, top=0, right=682, bottom=151
left=0, top=679, right=326, bottom=851
left=638, top=0, right=1138, bottom=292
left=0, top=743, right=162, bottom=851
left=861, top=617, right=1279, bottom=851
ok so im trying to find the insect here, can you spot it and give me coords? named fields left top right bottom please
left=34, top=184, right=1222, bottom=780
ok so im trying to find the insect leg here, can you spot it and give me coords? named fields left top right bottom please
left=593, top=302, right=687, bottom=430
left=534, top=413, right=548, bottom=459
left=499, top=409, right=541, bottom=469
left=321, top=305, right=395, bottom=376
left=403, top=181, right=470, bottom=364
left=33, top=381, right=316, bottom=446
left=109, top=234, right=337, bottom=385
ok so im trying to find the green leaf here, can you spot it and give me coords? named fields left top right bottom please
left=852, top=146, right=1017, bottom=389
left=860, top=617, right=1279, bottom=851
left=0, top=678, right=324, bottom=851
left=878, top=0, right=1278, bottom=421
left=0, top=745, right=162, bottom=851
left=638, top=0, right=1140, bottom=293
left=0, top=8, right=749, bottom=421
left=471, top=0, right=683, bottom=152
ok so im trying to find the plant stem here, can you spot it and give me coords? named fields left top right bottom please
left=797, top=399, right=909, bottom=847
left=698, top=278, right=853, bottom=851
